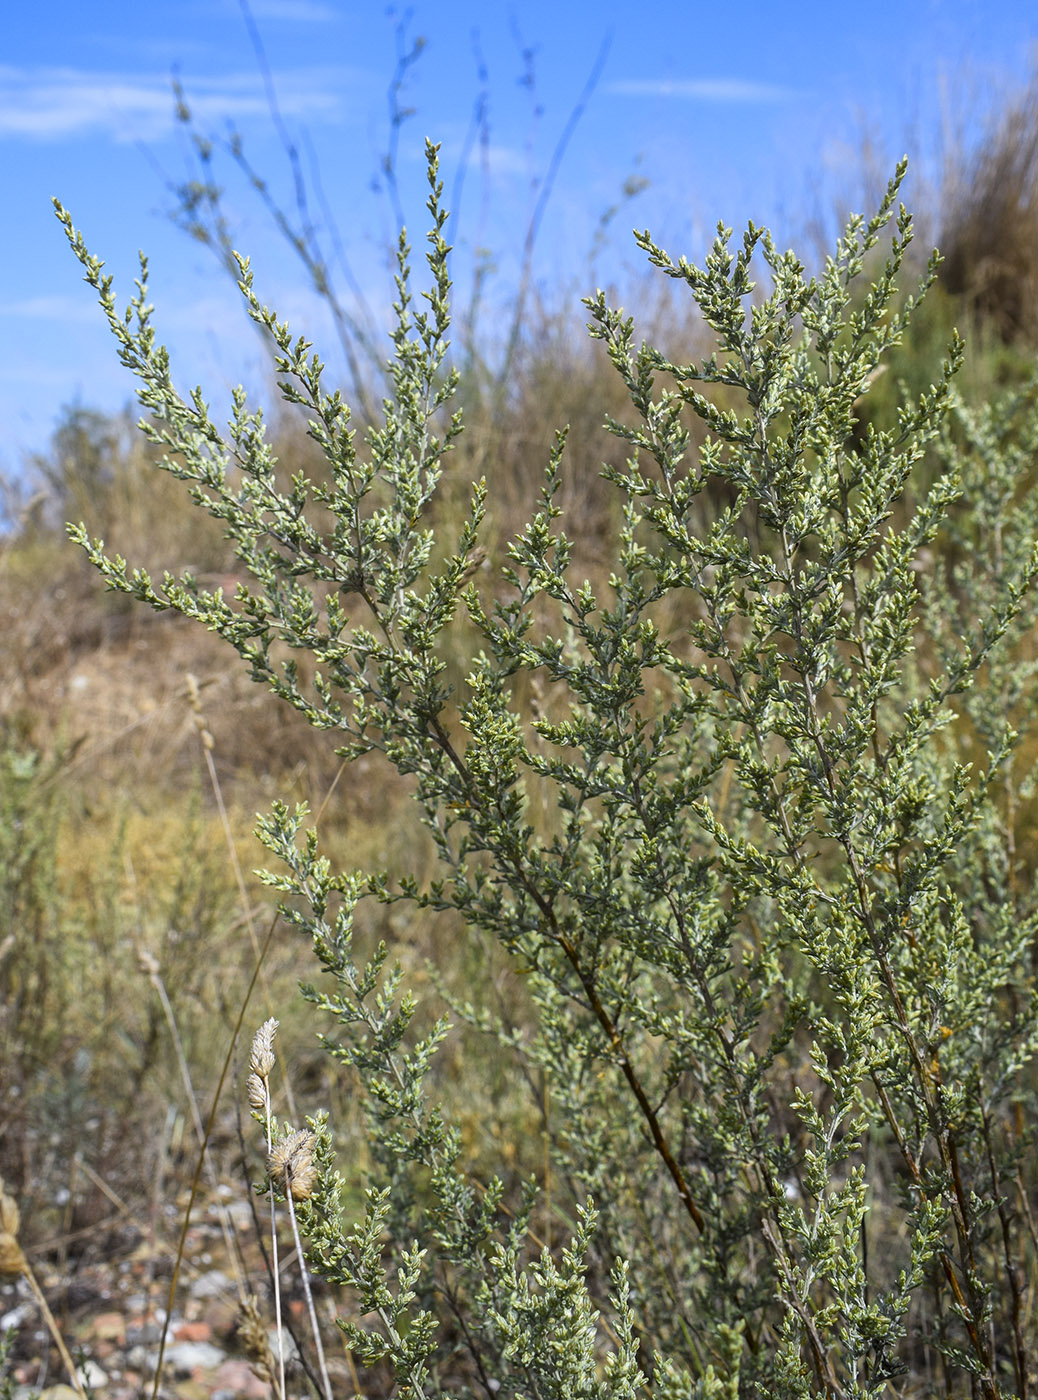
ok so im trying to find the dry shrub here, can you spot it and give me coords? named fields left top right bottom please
left=939, top=72, right=1038, bottom=344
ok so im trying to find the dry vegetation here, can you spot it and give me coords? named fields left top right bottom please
left=3, top=67, right=1038, bottom=1398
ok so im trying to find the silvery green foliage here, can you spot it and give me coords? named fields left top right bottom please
left=57, top=147, right=1038, bottom=1398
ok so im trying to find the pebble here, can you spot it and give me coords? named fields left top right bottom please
left=174, top=1321, right=213, bottom=1343
left=127, top=1316, right=165, bottom=1346
left=213, top=1358, right=272, bottom=1397
left=189, top=1270, right=233, bottom=1300
left=91, top=1309, right=127, bottom=1343
left=125, top=1343, right=152, bottom=1372
left=0, top=1302, right=33, bottom=1330
left=75, top=1358, right=109, bottom=1389
left=158, top=1338, right=229, bottom=1374
left=267, top=1325, right=300, bottom=1364
left=0, top=1192, right=290, bottom=1399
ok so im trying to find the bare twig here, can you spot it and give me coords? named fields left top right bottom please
left=497, top=32, right=612, bottom=393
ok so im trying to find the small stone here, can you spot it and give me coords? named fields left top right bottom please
left=91, top=1309, right=127, bottom=1343
left=76, top=1359, right=109, bottom=1389
left=161, top=1338, right=227, bottom=1374
left=126, top=1316, right=165, bottom=1346
left=188, top=1268, right=232, bottom=1300
left=214, top=1357, right=272, bottom=1398
left=173, top=1320, right=212, bottom=1342
left=0, top=1302, right=32, bottom=1329
left=267, top=1324, right=299, bottom=1364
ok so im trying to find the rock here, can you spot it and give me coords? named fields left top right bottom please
left=125, top=1344, right=152, bottom=1372
left=91, top=1309, right=127, bottom=1343
left=173, top=1320, right=212, bottom=1343
left=158, top=1338, right=227, bottom=1374
left=188, top=1269, right=233, bottom=1300
left=0, top=1302, right=33, bottom=1330
left=75, top=1359, right=109, bottom=1389
left=126, top=1316, right=165, bottom=1346
left=214, top=1357, right=272, bottom=1397
left=267, top=1324, right=299, bottom=1364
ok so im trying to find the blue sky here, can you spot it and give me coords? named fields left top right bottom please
left=2, top=0, right=1036, bottom=471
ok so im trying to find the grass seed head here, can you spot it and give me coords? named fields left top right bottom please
left=0, top=1180, right=25, bottom=1275
left=246, top=1071, right=268, bottom=1113
left=237, top=1293, right=276, bottom=1384
left=268, top=1128, right=318, bottom=1201
left=0, top=1181, right=19, bottom=1238
left=250, top=1017, right=279, bottom=1079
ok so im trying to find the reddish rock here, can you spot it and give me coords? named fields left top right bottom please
left=91, top=1310, right=127, bottom=1343
left=214, top=1357, right=273, bottom=1397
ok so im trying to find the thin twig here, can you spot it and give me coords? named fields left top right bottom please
left=148, top=910, right=281, bottom=1400
left=497, top=32, right=612, bottom=392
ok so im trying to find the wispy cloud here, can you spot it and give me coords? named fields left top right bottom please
left=247, top=0, right=340, bottom=20
left=0, top=294, right=101, bottom=323
left=0, top=63, right=350, bottom=141
left=420, top=132, right=531, bottom=180
left=607, top=77, right=800, bottom=103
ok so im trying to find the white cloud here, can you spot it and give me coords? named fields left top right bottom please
left=428, top=136, right=530, bottom=180
left=607, top=77, right=800, bottom=103
left=0, top=294, right=100, bottom=323
left=0, top=63, right=350, bottom=142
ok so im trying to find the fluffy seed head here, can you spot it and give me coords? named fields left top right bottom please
left=246, top=1072, right=268, bottom=1113
left=137, top=948, right=160, bottom=977
left=0, top=1182, right=24, bottom=1275
left=0, top=1233, right=25, bottom=1275
left=250, top=1018, right=279, bottom=1079
left=268, top=1129, right=318, bottom=1201
left=0, top=1182, right=19, bottom=1238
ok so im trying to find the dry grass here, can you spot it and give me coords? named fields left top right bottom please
left=939, top=73, right=1038, bottom=346
left=0, top=409, right=544, bottom=1226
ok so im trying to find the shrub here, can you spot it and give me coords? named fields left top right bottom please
left=55, top=146, right=1038, bottom=1398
